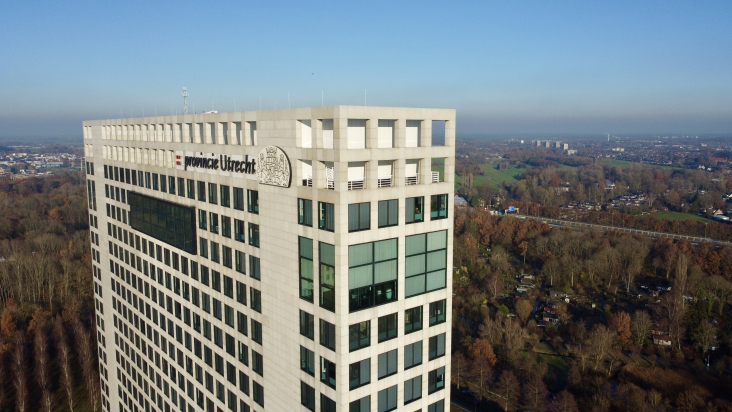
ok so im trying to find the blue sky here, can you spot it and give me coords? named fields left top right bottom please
left=1, top=0, right=731, bottom=138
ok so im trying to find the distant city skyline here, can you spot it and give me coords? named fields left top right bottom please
left=1, top=0, right=730, bottom=138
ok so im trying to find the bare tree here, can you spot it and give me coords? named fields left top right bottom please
left=34, top=326, right=53, bottom=412
left=630, top=310, right=652, bottom=346
left=548, top=390, right=579, bottom=412
left=520, top=372, right=547, bottom=412
left=587, top=324, right=615, bottom=371
left=72, top=316, right=101, bottom=412
left=54, top=316, right=75, bottom=412
left=486, top=274, right=504, bottom=300
left=12, top=332, right=28, bottom=412
left=692, top=319, right=717, bottom=356
left=493, top=370, right=520, bottom=411
left=451, top=351, right=469, bottom=391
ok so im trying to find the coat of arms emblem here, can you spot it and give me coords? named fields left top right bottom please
left=256, top=146, right=291, bottom=187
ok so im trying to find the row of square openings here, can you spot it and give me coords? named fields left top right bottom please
left=299, top=120, right=447, bottom=149
left=298, top=159, right=446, bottom=190
left=93, top=122, right=259, bottom=146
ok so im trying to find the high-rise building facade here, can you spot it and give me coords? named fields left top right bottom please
left=83, top=106, right=455, bottom=412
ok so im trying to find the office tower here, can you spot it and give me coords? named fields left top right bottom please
left=83, top=106, right=455, bottom=412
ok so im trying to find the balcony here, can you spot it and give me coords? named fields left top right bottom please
left=378, top=177, right=392, bottom=188
left=348, top=180, right=364, bottom=190
left=432, top=171, right=441, bottom=183
left=302, top=176, right=313, bottom=187
left=326, top=167, right=334, bottom=190
left=405, top=175, right=418, bottom=185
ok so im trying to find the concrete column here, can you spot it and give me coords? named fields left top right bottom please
left=394, top=158, right=405, bottom=187
left=366, top=118, right=378, bottom=149
left=365, top=160, right=377, bottom=190
left=243, top=122, right=251, bottom=146
left=421, top=119, right=432, bottom=147
left=333, top=118, right=346, bottom=151
left=445, top=119, right=456, bottom=147
left=314, top=160, right=326, bottom=189
left=313, top=119, right=323, bottom=149
left=419, top=158, right=431, bottom=186
left=444, top=156, right=456, bottom=185
left=394, top=118, right=406, bottom=148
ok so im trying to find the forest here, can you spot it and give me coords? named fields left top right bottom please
left=457, top=146, right=732, bottom=240
left=0, top=170, right=99, bottom=411
left=451, top=207, right=732, bottom=411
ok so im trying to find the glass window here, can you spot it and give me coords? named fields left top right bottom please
left=236, top=281, right=247, bottom=305
left=349, top=359, right=370, bottom=390
left=319, top=319, right=335, bottom=351
left=187, top=179, right=195, bottom=199
left=429, top=300, right=446, bottom=326
left=220, top=185, right=230, bottom=207
left=350, top=396, right=370, bottom=412
left=321, top=394, right=336, bottom=412
left=210, top=241, right=220, bottom=263
left=299, top=237, right=314, bottom=302
left=253, top=381, right=264, bottom=407
left=152, top=173, right=159, bottom=190
left=197, top=181, right=206, bottom=201
left=221, top=246, right=231, bottom=268
left=299, top=310, right=314, bottom=340
left=298, top=198, right=312, bottom=226
left=251, top=319, right=262, bottom=344
left=348, top=239, right=398, bottom=312
left=237, top=312, right=248, bottom=336
left=428, top=399, right=445, bottom=412
left=318, top=202, right=334, bottom=232
left=250, top=288, right=261, bottom=313
left=209, top=213, right=219, bottom=234
left=405, top=306, right=423, bottom=334
left=223, top=275, right=233, bottom=298
left=233, top=187, right=244, bottom=210
left=378, top=349, right=397, bottom=379
left=404, top=341, right=422, bottom=369
left=377, top=385, right=397, bottom=412
left=168, top=176, right=175, bottom=194
left=160, top=174, right=167, bottom=192
left=405, top=230, right=447, bottom=297
left=128, top=192, right=197, bottom=255
left=348, top=202, right=370, bottom=232
left=208, top=183, right=218, bottom=204
left=252, top=351, right=263, bottom=376
left=144, top=172, right=151, bottom=188
left=198, top=210, right=207, bottom=230
left=300, top=347, right=315, bottom=376
left=429, top=333, right=446, bottom=360
left=404, top=375, right=422, bottom=404
left=249, top=256, right=260, bottom=280
left=405, top=196, right=424, bottom=224
left=234, top=219, right=245, bottom=242
left=247, top=190, right=258, bottom=214
left=301, top=381, right=315, bottom=411
left=378, top=199, right=398, bottom=228
left=221, top=216, right=231, bottom=238
left=177, top=177, right=185, bottom=196
left=248, top=223, right=259, bottom=247
left=320, top=357, right=336, bottom=389
left=235, top=251, right=246, bottom=274
left=319, top=242, right=335, bottom=312
left=349, top=321, right=370, bottom=352
left=378, top=313, right=397, bottom=343
left=430, top=194, right=448, bottom=220
left=428, top=367, right=445, bottom=394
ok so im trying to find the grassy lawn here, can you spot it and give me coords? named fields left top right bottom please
left=475, top=163, right=528, bottom=188
left=651, top=211, right=710, bottom=222
left=598, top=158, right=679, bottom=170
left=535, top=353, right=572, bottom=392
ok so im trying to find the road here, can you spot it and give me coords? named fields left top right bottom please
left=515, top=215, right=732, bottom=247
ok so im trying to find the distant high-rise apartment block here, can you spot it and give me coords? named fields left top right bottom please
left=83, top=106, right=455, bottom=412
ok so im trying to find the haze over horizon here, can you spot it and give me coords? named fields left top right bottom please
left=1, top=0, right=730, bottom=138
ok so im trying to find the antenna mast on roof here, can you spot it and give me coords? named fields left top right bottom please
left=182, top=87, right=189, bottom=115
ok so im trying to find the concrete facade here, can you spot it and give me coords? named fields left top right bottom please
left=84, top=106, right=455, bottom=412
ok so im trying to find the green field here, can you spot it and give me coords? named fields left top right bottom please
left=466, top=163, right=528, bottom=188
left=650, top=211, right=710, bottom=222
left=598, top=158, right=679, bottom=170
